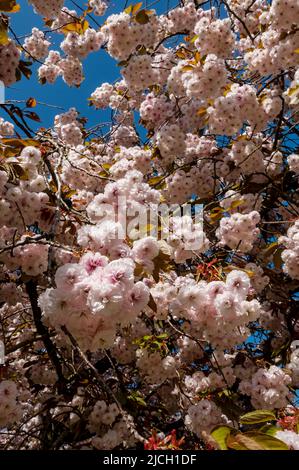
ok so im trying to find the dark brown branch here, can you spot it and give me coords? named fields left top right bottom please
left=25, top=280, right=66, bottom=391
left=0, top=104, right=32, bottom=138
left=222, top=0, right=254, bottom=42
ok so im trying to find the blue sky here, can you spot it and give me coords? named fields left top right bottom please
left=1, top=0, right=180, bottom=132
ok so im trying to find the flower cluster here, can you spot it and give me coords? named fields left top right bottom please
left=38, top=50, right=84, bottom=86
left=220, top=190, right=263, bottom=214
left=29, top=0, right=64, bottom=18
left=0, top=118, right=14, bottom=137
left=0, top=41, right=20, bottom=86
left=166, top=1, right=199, bottom=34
left=88, top=400, right=120, bottom=432
left=136, top=350, right=177, bottom=384
left=194, top=17, right=236, bottom=58
left=102, top=12, right=159, bottom=61
left=60, top=29, right=104, bottom=59
left=23, top=28, right=50, bottom=60
left=89, top=0, right=108, bottom=16
left=168, top=215, right=210, bottom=263
left=0, top=380, right=23, bottom=428
left=279, top=220, right=299, bottom=279
left=90, top=83, right=115, bottom=109
left=216, top=211, right=261, bottom=252
left=288, top=342, right=299, bottom=387
left=4, top=242, right=49, bottom=277
left=239, top=366, right=292, bottom=409
left=28, top=0, right=64, bottom=18
left=156, top=124, right=186, bottom=167
left=275, top=430, right=299, bottom=450
left=169, top=270, right=260, bottom=348
left=288, top=153, right=299, bottom=173
left=244, top=263, right=270, bottom=293
left=39, top=256, right=150, bottom=350
left=54, top=108, right=83, bottom=146
left=208, top=85, right=268, bottom=135
left=182, top=54, right=227, bottom=101
left=140, top=93, right=174, bottom=128
left=185, top=400, right=228, bottom=437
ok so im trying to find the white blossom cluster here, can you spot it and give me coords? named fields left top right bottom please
left=239, top=365, right=292, bottom=409
left=0, top=381, right=23, bottom=428
left=23, top=28, right=50, bottom=60
left=279, top=220, right=299, bottom=279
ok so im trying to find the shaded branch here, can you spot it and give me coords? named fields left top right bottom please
left=25, top=279, right=66, bottom=391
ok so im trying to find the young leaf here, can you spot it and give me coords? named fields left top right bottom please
left=240, top=410, right=276, bottom=425
left=18, top=60, right=32, bottom=80
left=230, top=199, right=245, bottom=210
left=26, top=97, right=37, bottom=108
left=148, top=294, right=157, bottom=313
left=148, top=175, right=164, bottom=186
left=194, top=51, right=201, bottom=63
left=0, top=18, right=9, bottom=45
left=243, top=432, right=289, bottom=450
left=189, top=34, right=199, bottom=43
left=287, top=84, right=299, bottom=97
left=0, top=0, right=20, bottom=13
left=61, top=20, right=89, bottom=35
left=135, top=10, right=150, bottom=24
left=226, top=434, right=249, bottom=450
left=259, top=424, right=280, bottom=437
left=132, top=2, right=142, bottom=14
left=124, top=5, right=133, bottom=14
left=196, top=107, right=207, bottom=116
left=24, top=111, right=41, bottom=122
left=181, top=65, right=194, bottom=72
left=210, top=425, right=233, bottom=450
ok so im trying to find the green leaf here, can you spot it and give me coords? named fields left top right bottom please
left=128, top=391, right=147, bottom=407
left=189, top=34, right=199, bottom=44
left=240, top=410, right=276, bottom=425
left=124, top=4, right=133, bottom=14
left=230, top=199, right=245, bottom=210
left=148, top=175, right=164, bottom=186
left=210, top=425, right=233, bottom=450
left=226, top=434, right=249, bottom=450
left=243, top=432, right=289, bottom=450
left=259, top=424, right=280, bottom=437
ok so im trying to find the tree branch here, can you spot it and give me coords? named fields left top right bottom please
left=25, top=279, right=66, bottom=392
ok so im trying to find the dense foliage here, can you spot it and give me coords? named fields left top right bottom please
left=0, top=0, right=299, bottom=450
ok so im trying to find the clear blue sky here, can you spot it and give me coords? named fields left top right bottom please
left=2, top=0, right=180, bottom=132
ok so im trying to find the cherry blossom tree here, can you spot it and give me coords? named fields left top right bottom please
left=0, top=0, right=299, bottom=451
